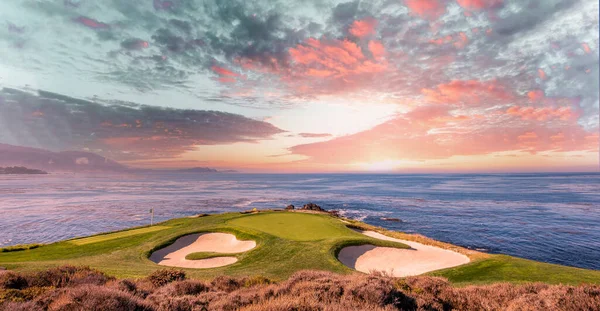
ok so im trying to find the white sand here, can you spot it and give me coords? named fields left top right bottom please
left=338, top=230, right=470, bottom=277
left=150, top=233, right=256, bottom=269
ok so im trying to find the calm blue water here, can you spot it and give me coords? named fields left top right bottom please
left=1, top=173, right=599, bottom=270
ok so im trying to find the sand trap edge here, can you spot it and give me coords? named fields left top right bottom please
left=337, top=230, right=470, bottom=277
left=149, top=232, right=256, bottom=269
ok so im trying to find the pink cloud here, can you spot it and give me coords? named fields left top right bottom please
left=263, top=37, right=390, bottom=95
left=288, top=79, right=595, bottom=164
left=527, top=89, right=545, bottom=102
left=212, top=66, right=240, bottom=77
left=298, top=133, right=333, bottom=138
left=405, top=0, right=446, bottom=20
left=368, top=40, right=386, bottom=59
left=582, top=43, right=592, bottom=54
left=349, top=18, right=377, bottom=38
left=506, top=106, right=576, bottom=121
left=429, top=32, right=469, bottom=49
left=422, top=80, right=512, bottom=105
left=290, top=111, right=596, bottom=164
left=75, top=16, right=109, bottom=29
left=517, top=131, right=538, bottom=141
left=456, top=0, right=503, bottom=10
left=212, top=65, right=243, bottom=84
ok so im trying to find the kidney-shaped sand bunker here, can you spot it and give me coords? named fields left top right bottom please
left=338, top=231, right=469, bottom=277
left=150, top=233, right=256, bottom=269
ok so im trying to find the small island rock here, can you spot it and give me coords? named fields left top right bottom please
left=302, top=203, right=325, bottom=211
left=380, top=217, right=402, bottom=222
left=0, top=166, right=48, bottom=175
left=285, top=204, right=295, bottom=210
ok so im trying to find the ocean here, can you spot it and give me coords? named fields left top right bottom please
left=1, top=172, right=599, bottom=270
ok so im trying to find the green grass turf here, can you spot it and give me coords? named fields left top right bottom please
left=430, top=255, right=600, bottom=286
left=227, top=213, right=351, bottom=241
left=69, top=226, right=171, bottom=245
left=185, top=252, right=239, bottom=260
left=1, top=211, right=599, bottom=285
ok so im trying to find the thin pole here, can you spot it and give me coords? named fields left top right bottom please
left=150, top=208, right=154, bottom=226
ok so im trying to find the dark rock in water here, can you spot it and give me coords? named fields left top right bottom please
left=380, top=217, right=402, bottom=222
left=328, top=210, right=340, bottom=217
left=302, top=203, right=325, bottom=211
left=285, top=204, right=295, bottom=210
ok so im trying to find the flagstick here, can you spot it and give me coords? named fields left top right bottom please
left=150, top=208, right=154, bottom=226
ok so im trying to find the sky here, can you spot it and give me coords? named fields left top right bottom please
left=0, top=0, right=598, bottom=173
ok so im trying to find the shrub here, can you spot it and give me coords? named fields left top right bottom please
left=152, top=295, right=208, bottom=311
left=243, top=276, right=272, bottom=288
left=0, top=244, right=42, bottom=253
left=2, top=267, right=600, bottom=310
left=146, top=269, right=186, bottom=287
left=152, top=280, right=208, bottom=297
left=117, top=279, right=138, bottom=293
left=0, top=272, right=28, bottom=290
left=1, top=301, right=44, bottom=311
left=210, top=276, right=243, bottom=292
left=46, top=285, right=152, bottom=311
left=25, top=266, right=112, bottom=288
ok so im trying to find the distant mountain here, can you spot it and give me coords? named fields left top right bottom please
left=0, top=166, right=48, bottom=175
left=0, top=144, right=125, bottom=172
left=175, top=167, right=219, bottom=173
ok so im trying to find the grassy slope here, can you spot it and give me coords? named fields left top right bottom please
left=431, top=255, right=600, bottom=285
left=1, top=211, right=599, bottom=285
left=0, top=212, right=407, bottom=280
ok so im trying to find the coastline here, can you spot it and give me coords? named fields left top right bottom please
left=1, top=210, right=599, bottom=286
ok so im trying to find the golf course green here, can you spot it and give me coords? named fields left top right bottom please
left=1, top=211, right=599, bottom=285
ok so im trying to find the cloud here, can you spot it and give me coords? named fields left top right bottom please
left=456, top=0, right=503, bottom=11
left=527, top=90, right=545, bottom=102
left=0, top=0, right=597, bottom=171
left=506, top=106, right=577, bottom=121
left=290, top=105, right=597, bottom=164
left=422, top=80, right=512, bottom=106
left=404, top=0, right=446, bottom=20
left=0, top=88, right=283, bottom=161
left=1, top=0, right=596, bottom=111
left=289, top=75, right=596, bottom=164
left=75, top=16, right=110, bottom=29
left=349, top=18, right=377, bottom=38
left=75, top=157, right=90, bottom=165
left=298, top=133, right=333, bottom=138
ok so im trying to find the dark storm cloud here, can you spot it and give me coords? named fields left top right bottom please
left=493, top=0, right=576, bottom=37
left=0, top=88, right=283, bottom=160
left=331, top=1, right=361, bottom=25
left=200, top=1, right=302, bottom=68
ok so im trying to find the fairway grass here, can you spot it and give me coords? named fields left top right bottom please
left=1, top=211, right=599, bottom=285
left=431, top=255, right=600, bottom=285
left=69, top=225, right=171, bottom=245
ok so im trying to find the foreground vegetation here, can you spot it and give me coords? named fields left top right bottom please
left=1, top=266, right=599, bottom=311
left=1, top=211, right=599, bottom=285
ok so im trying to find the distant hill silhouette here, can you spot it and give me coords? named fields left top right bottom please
left=0, top=143, right=124, bottom=172
left=0, top=144, right=230, bottom=173
left=0, top=166, right=48, bottom=174
left=175, top=167, right=219, bottom=173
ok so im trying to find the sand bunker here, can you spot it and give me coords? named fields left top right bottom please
left=338, top=230, right=469, bottom=277
left=150, top=233, right=256, bottom=269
